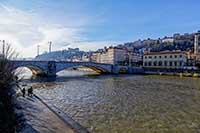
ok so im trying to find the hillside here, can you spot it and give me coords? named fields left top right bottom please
left=35, top=48, right=86, bottom=60
left=124, top=31, right=199, bottom=53
left=35, top=32, right=200, bottom=61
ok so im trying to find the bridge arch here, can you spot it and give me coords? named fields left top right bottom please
left=55, top=62, right=112, bottom=74
left=11, top=61, right=114, bottom=77
left=13, top=64, right=46, bottom=76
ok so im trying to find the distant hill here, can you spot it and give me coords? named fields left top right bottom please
left=35, top=48, right=86, bottom=60
left=124, top=31, right=200, bottom=53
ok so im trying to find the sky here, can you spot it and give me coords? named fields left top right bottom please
left=0, top=0, right=200, bottom=57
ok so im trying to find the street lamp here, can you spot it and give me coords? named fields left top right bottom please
left=37, top=45, right=40, bottom=56
left=0, top=40, right=5, bottom=55
left=48, top=41, right=52, bottom=53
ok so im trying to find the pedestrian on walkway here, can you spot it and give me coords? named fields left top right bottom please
left=28, top=86, right=33, bottom=97
left=22, top=88, right=26, bottom=97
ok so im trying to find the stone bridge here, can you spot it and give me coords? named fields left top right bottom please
left=11, top=60, right=144, bottom=77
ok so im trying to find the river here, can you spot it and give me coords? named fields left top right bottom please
left=18, top=68, right=200, bottom=132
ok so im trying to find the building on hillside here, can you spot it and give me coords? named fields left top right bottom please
left=91, top=46, right=142, bottom=66
left=90, top=52, right=99, bottom=63
left=186, top=33, right=200, bottom=64
left=162, top=37, right=174, bottom=43
left=72, top=56, right=82, bottom=62
left=173, top=33, right=181, bottom=38
left=68, top=48, right=80, bottom=52
left=143, top=51, right=188, bottom=69
left=99, top=47, right=128, bottom=65
left=128, top=52, right=143, bottom=66
left=81, top=54, right=90, bottom=62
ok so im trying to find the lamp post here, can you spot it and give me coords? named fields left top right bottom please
left=48, top=41, right=52, bottom=53
left=37, top=45, right=40, bottom=56
left=2, top=40, right=5, bottom=56
left=0, top=40, right=5, bottom=56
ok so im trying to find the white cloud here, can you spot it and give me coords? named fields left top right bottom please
left=0, top=4, right=83, bottom=57
left=0, top=4, right=117, bottom=58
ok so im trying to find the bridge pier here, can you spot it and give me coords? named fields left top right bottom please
left=112, top=65, right=144, bottom=74
left=46, top=61, right=57, bottom=77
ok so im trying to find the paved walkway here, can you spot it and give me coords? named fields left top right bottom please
left=16, top=95, right=75, bottom=133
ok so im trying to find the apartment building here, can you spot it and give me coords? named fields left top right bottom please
left=143, top=51, right=187, bottom=69
left=99, top=47, right=127, bottom=65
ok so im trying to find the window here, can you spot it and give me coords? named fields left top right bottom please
left=148, top=61, right=152, bottom=66
left=145, top=56, right=147, bottom=59
left=174, top=55, right=177, bottom=58
left=170, top=55, right=172, bottom=58
left=164, top=61, right=168, bottom=66
left=169, top=61, right=172, bottom=66
left=179, top=61, right=182, bottom=66
left=159, top=56, right=162, bottom=58
left=165, top=56, right=167, bottom=58
left=149, top=56, right=152, bottom=59
left=154, top=56, right=157, bottom=59
left=179, top=55, right=182, bottom=58
left=158, top=61, right=162, bottom=66
left=144, top=62, right=147, bottom=66
left=174, top=61, right=177, bottom=66
left=154, top=61, right=157, bottom=66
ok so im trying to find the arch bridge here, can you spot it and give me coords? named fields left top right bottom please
left=11, top=60, right=144, bottom=77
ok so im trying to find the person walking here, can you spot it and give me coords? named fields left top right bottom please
left=22, top=88, right=26, bottom=97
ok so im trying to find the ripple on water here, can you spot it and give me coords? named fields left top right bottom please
left=34, top=75, right=200, bottom=132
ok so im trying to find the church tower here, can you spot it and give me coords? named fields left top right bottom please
left=194, top=34, right=199, bottom=55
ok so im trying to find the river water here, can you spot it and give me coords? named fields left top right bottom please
left=19, top=69, right=200, bottom=132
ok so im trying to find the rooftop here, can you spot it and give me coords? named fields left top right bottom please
left=144, top=51, right=187, bottom=56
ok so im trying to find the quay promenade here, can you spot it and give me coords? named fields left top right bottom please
left=15, top=93, right=89, bottom=133
left=144, top=67, right=200, bottom=77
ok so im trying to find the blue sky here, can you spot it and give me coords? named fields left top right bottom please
left=0, top=0, right=200, bottom=57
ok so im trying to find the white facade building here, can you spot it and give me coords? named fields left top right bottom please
left=143, top=51, right=187, bottom=69
left=91, top=47, right=142, bottom=66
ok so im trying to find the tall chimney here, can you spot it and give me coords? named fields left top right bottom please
left=194, top=34, right=199, bottom=55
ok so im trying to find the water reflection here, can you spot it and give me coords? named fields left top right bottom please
left=57, top=68, right=99, bottom=77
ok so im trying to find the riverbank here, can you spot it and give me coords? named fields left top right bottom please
left=143, top=67, right=200, bottom=78
left=15, top=90, right=88, bottom=133
left=144, top=71, right=200, bottom=78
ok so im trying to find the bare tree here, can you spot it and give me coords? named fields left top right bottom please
left=0, top=44, right=19, bottom=89
left=0, top=44, right=19, bottom=132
